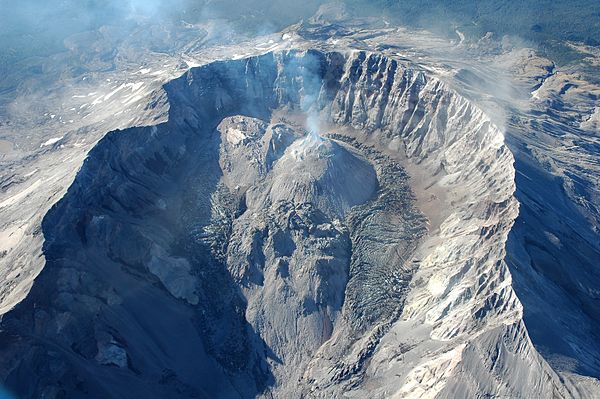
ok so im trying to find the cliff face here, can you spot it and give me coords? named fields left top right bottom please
left=0, top=50, right=567, bottom=398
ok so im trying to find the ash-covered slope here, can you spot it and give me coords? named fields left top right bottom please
left=0, top=49, right=576, bottom=398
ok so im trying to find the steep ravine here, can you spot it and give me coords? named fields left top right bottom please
left=0, top=49, right=569, bottom=398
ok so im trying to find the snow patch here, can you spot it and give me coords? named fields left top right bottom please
left=40, top=136, right=64, bottom=147
left=0, top=179, right=42, bottom=209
